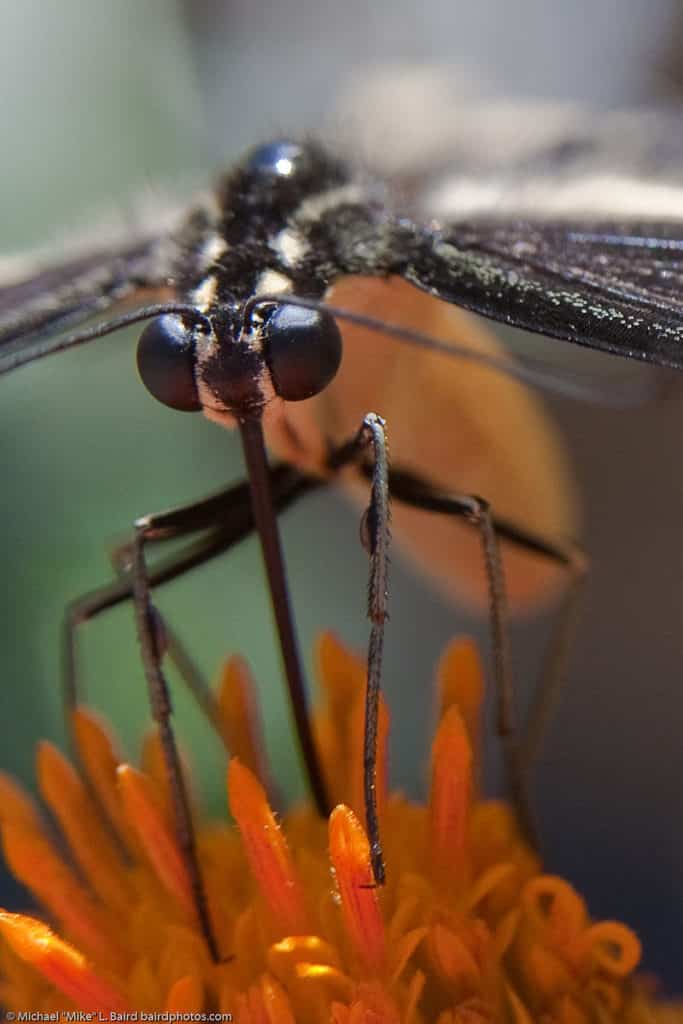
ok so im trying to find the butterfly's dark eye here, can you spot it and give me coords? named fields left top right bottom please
left=136, top=315, right=202, bottom=412
left=244, top=140, right=308, bottom=181
left=261, top=304, right=343, bottom=402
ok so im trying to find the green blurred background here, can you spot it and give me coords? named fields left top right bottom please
left=1, top=0, right=682, bottom=993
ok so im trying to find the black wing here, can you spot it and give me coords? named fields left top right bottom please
left=0, top=180, right=230, bottom=378
left=364, top=103, right=683, bottom=372
left=400, top=219, right=683, bottom=370
left=0, top=232, right=185, bottom=373
left=327, top=93, right=683, bottom=372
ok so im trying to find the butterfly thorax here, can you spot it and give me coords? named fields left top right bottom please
left=173, top=139, right=406, bottom=315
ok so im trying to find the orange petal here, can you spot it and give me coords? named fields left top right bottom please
left=585, top=978, right=623, bottom=1014
left=554, top=996, right=589, bottom=1024
left=71, top=707, right=130, bottom=844
left=464, top=863, right=516, bottom=912
left=37, top=742, right=132, bottom=908
left=0, top=913, right=129, bottom=1012
left=158, top=926, right=212, bottom=1000
left=489, top=910, right=520, bottom=970
left=331, top=1004, right=351, bottom=1024
left=346, top=981, right=401, bottom=1023
left=216, top=654, right=270, bottom=783
left=164, top=974, right=204, bottom=1011
left=449, top=1001, right=490, bottom=1024
left=429, top=706, right=472, bottom=880
left=316, top=631, right=367, bottom=710
left=521, top=875, right=587, bottom=950
left=505, top=983, right=535, bottom=1024
left=228, top=759, right=311, bottom=935
left=0, top=773, right=42, bottom=831
left=127, top=946, right=163, bottom=1006
left=1, top=824, right=126, bottom=972
left=389, top=927, right=428, bottom=985
left=524, top=944, right=574, bottom=998
left=236, top=990, right=256, bottom=1024
left=428, top=923, right=480, bottom=990
left=580, top=921, right=641, bottom=977
left=140, top=730, right=178, bottom=825
left=437, top=637, right=484, bottom=753
left=313, top=711, right=347, bottom=808
left=315, top=632, right=367, bottom=805
left=116, top=764, right=194, bottom=918
left=404, top=969, right=426, bottom=1024
left=237, top=976, right=296, bottom=1024
left=259, top=973, right=297, bottom=1024
left=328, top=805, right=385, bottom=976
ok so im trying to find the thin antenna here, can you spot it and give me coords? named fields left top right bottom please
left=0, top=303, right=209, bottom=375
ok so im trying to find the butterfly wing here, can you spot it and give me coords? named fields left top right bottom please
left=0, top=240, right=180, bottom=376
left=370, top=104, right=683, bottom=372
left=400, top=219, right=683, bottom=371
left=0, top=196, right=202, bottom=374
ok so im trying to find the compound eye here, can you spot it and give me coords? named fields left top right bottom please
left=262, top=304, right=343, bottom=402
left=136, top=315, right=201, bottom=412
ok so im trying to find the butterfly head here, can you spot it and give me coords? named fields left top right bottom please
left=136, top=299, right=342, bottom=422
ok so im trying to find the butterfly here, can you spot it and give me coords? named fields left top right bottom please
left=3, top=131, right=683, bottom=957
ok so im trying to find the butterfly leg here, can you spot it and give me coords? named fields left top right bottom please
left=127, top=520, right=221, bottom=961
left=108, top=537, right=242, bottom=755
left=443, top=494, right=537, bottom=849
left=61, top=466, right=320, bottom=961
left=62, top=469, right=305, bottom=731
left=378, top=464, right=588, bottom=855
left=354, top=457, right=530, bottom=847
left=63, top=528, right=232, bottom=750
left=460, top=512, right=588, bottom=800
left=62, top=467, right=318, bottom=741
left=326, top=414, right=391, bottom=884
left=519, top=543, right=588, bottom=772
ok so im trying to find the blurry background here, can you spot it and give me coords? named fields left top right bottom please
left=1, top=0, right=681, bottom=993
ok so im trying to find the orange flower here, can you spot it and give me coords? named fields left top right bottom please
left=0, top=633, right=676, bottom=1021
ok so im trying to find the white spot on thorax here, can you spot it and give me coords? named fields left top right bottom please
left=272, top=183, right=368, bottom=268
left=190, top=274, right=218, bottom=312
left=273, top=227, right=309, bottom=266
left=199, top=232, right=228, bottom=265
left=254, top=268, right=293, bottom=295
